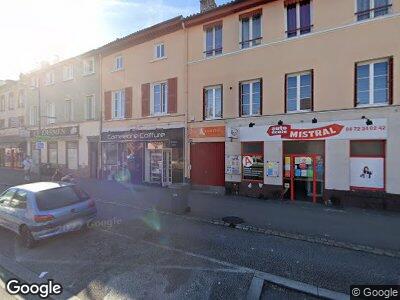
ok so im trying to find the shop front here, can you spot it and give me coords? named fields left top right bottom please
left=227, top=118, right=390, bottom=206
left=189, top=125, right=226, bottom=188
left=101, top=128, right=184, bottom=186
left=0, top=138, right=27, bottom=169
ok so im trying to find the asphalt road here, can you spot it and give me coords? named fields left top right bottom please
left=0, top=196, right=398, bottom=299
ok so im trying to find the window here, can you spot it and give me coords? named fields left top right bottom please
left=66, top=141, right=78, bottom=170
left=36, top=186, right=87, bottom=211
left=0, top=189, right=16, bottom=207
left=205, top=24, right=222, bottom=57
left=240, top=12, right=262, bottom=49
left=242, top=142, right=264, bottom=181
left=114, top=55, right=123, bottom=71
left=0, top=95, right=5, bottom=111
left=45, top=71, right=55, bottom=85
left=63, top=65, right=74, bottom=81
left=30, top=77, right=39, bottom=88
left=18, top=90, right=25, bottom=108
left=47, top=142, right=58, bottom=164
left=152, top=82, right=168, bottom=115
left=85, top=95, right=95, bottom=120
left=83, top=57, right=95, bottom=75
left=204, top=85, right=222, bottom=120
left=286, top=71, right=313, bottom=112
left=47, top=102, right=55, bottom=124
left=18, top=116, right=24, bottom=127
left=154, top=43, right=166, bottom=59
left=30, top=106, right=39, bottom=126
left=240, top=80, right=261, bottom=116
left=356, top=59, right=390, bottom=106
left=8, top=117, right=17, bottom=128
left=8, top=92, right=14, bottom=110
left=112, top=90, right=125, bottom=119
left=286, top=0, right=312, bottom=38
left=0, top=119, right=5, bottom=129
left=65, top=99, right=73, bottom=122
left=10, top=190, right=27, bottom=209
left=356, top=0, right=391, bottom=21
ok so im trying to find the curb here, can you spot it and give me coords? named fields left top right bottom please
left=211, top=220, right=400, bottom=259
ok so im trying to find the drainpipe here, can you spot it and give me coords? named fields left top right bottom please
left=183, top=20, right=190, bottom=182
left=99, top=53, right=103, bottom=179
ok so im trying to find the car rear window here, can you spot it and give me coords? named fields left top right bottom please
left=36, top=186, right=89, bottom=211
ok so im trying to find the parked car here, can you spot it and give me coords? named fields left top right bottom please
left=0, top=182, right=97, bottom=248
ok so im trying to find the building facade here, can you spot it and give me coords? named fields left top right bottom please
left=0, top=80, right=28, bottom=168
left=23, top=51, right=102, bottom=177
left=100, top=17, right=187, bottom=186
left=184, top=0, right=400, bottom=208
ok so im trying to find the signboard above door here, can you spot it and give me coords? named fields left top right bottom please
left=239, top=119, right=387, bottom=142
left=31, top=126, right=79, bottom=140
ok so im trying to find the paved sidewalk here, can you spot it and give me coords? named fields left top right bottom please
left=1, top=168, right=399, bottom=254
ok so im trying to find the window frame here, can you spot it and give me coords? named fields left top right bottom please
left=0, top=95, right=5, bottom=112
left=285, top=0, right=313, bottom=38
left=7, top=93, right=14, bottom=110
left=62, top=65, right=74, bottom=81
left=154, top=43, right=166, bottom=60
left=151, top=81, right=168, bottom=116
left=203, top=85, right=223, bottom=120
left=355, top=58, right=391, bottom=107
left=66, top=141, right=79, bottom=170
left=204, top=23, right=223, bottom=58
left=111, top=90, right=125, bottom=120
left=241, top=142, right=264, bottom=182
left=29, top=106, right=39, bottom=126
left=83, top=57, right=95, bottom=75
left=285, top=70, right=314, bottom=113
left=239, top=12, right=263, bottom=49
left=239, top=79, right=262, bottom=117
left=18, top=90, right=25, bottom=108
left=47, top=141, right=58, bottom=165
left=114, top=55, right=124, bottom=72
left=355, top=0, right=392, bottom=21
left=85, top=94, right=96, bottom=120
left=46, top=102, right=56, bottom=124
left=65, top=99, right=73, bottom=122
left=45, top=71, right=55, bottom=86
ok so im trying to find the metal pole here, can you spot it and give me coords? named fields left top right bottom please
left=37, top=80, right=41, bottom=180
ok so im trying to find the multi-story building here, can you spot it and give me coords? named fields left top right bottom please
left=0, top=80, right=28, bottom=168
left=23, top=50, right=102, bottom=178
left=184, top=0, right=400, bottom=208
left=100, top=17, right=187, bottom=186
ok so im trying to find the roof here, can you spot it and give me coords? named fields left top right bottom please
left=184, top=0, right=274, bottom=27
left=14, top=182, right=72, bottom=193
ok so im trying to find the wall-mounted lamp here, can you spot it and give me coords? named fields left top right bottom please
left=249, top=122, right=256, bottom=128
left=312, top=118, right=318, bottom=124
left=278, top=120, right=283, bottom=126
left=366, top=119, right=373, bottom=126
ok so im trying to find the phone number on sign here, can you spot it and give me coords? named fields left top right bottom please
left=345, top=125, right=386, bottom=132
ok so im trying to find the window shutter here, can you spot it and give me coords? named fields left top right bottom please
left=141, top=83, right=150, bottom=117
left=104, top=91, right=112, bottom=120
left=167, top=77, right=178, bottom=114
left=259, top=78, right=263, bottom=115
left=354, top=63, right=358, bottom=107
left=310, top=69, right=314, bottom=111
left=284, top=75, right=288, bottom=113
left=389, top=56, right=393, bottom=105
left=239, top=83, right=242, bottom=117
left=125, top=87, right=132, bottom=119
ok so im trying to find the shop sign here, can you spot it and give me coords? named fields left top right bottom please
left=101, top=128, right=184, bottom=143
left=189, top=126, right=225, bottom=139
left=350, top=157, right=384, bottom=190
left=31, top=126, right=79, bottom=139
left=242, top=156, right=254, bottom=168
left=240, top=119, right=387, bottom=142
left=35, top=141, right=45, bottom=150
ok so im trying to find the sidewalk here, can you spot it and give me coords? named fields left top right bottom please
left=1, top=168, right=399, bottom=254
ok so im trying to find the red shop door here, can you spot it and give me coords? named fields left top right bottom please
left=190, top=142, right=225, bottom=186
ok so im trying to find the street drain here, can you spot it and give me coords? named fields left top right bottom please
left=222, top=216, right=244, bottom=228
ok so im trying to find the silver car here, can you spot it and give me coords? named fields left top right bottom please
left=0, top=182, right=97, bottom=248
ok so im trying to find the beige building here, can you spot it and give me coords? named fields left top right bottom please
left=184, top=0, right=400, bottom=208
left=100, top=17, right=187, bottom=185
left=0, top=80, right=28, bottom=168
left=23, top=50, right=102, bottom=178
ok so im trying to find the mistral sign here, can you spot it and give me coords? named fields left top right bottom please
left=239, top=119, right=387, bottom=142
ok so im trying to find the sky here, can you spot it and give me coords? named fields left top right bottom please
left=0, top=0, right=230, bottom=80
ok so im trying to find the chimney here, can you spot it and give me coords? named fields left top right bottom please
left=200, top=0, right=217, bottom=13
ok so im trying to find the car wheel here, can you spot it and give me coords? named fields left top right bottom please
left=19, top=226, right=36, bottom=249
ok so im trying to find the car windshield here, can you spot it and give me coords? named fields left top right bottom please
left=35, top=186, right=89, bottom=211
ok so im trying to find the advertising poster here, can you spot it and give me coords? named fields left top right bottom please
left=226, top=155, right=241, bottom=175
left=266, top=161, right=279, bottom=177
left=350, top=157, right=384, bottom=189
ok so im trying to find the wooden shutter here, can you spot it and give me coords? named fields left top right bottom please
left=310, top=69, right=314, bottom=111
left=104, top=91, right=112, bottom=120
left=168, top=77, right=177, bottom=114
left=203, top=88, right=206, bottom=120
left=354, top=63, right=358, bottom=107
left=141, top=83, right=150, bottom=117
left=238, top=82, right=242, bottom=117
left=259, top=78, right=263, bottom=115
left=284, top=74, right=288, bottom=113
left=389, top=56, right=393, bottom=105
left=125, top=87, right=132, bottom=119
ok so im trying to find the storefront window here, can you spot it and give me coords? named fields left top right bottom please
left=242, top=142, right=264, bottom=181
left=47, top=142, right=58, bottom=165
left=66, top=141, right=78, bottom=170
left=103, top=143, right=118, bottom=165
left=350, top=140, right=385, bottom=190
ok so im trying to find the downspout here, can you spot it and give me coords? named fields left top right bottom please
left=99, top=52, right=103, bottom=179
left=183, top=20, right=190, bottom=182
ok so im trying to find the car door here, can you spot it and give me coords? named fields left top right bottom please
left=0, top=188, right=16, bottom=231
left=7, top=190, right=29, bottom=233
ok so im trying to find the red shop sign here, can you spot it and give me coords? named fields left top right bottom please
left=267, top=124, right=344, bottom=140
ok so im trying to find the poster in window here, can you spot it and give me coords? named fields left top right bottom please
left=242, top=154, right=263, bottom=181
left=266, top=161, right=279, bottom=177
left=350, top=157, right=384, bottom=189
